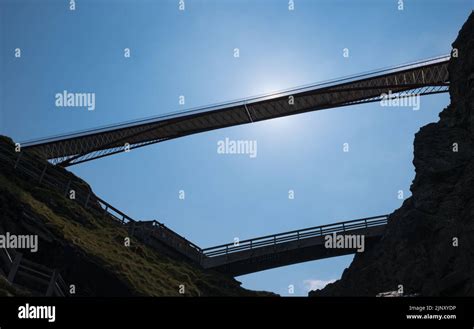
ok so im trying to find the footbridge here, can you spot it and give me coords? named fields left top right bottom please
left=21, top=55, right=450, bottom=166
left=200, top=215, right=388, bottom=276
left=132, top=214, right=389, bottom=276
left=1, top=141, right=389, bottom=277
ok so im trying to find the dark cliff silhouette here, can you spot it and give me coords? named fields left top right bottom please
left=311, top=12, right=474, bottom=297
left=0, top=135, right=273, bottom=297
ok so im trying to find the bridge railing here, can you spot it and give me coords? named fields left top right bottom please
left=134, top=220, right=203, bottom=256
left=0, top=141, right=202, bottom=262
left=201, top=215, right=389, bottom=258
left=0, top=229, right=69, bottom=297
left=0, top=139, right=390, bottom=267
left=21, top=55, right=450, bottom=149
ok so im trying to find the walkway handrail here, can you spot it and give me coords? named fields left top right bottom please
left=20, top=54, right=450, bottom=147
left=95, top=196, right=135, bottom=224
left=0, top=142, right=133, bottom=225
left=0, top=142, right=202, bottom=261
left=202, top=215, right=389, bottom=257
left=147, top=220, right=203, bottom=253
left=0, top=245, right=69, bottom=296
left=0, top=139, right=390, bottom=268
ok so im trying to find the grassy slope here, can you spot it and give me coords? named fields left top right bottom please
left=0, top=137, right=273, bottom=297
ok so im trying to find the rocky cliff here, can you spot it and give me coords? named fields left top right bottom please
left=0, top=135, right=273, bottom=297
left=310, top=12, right=474, bottom=297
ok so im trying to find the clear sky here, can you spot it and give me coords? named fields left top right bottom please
left=1, top=0, right=472, bottom=296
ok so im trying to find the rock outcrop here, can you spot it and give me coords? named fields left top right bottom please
left=310, top=12, right=474, bottom=297
left=0, top=135, right=274, bottom=297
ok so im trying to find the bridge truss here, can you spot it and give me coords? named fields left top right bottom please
left=21, top=55, right=450, bottom=166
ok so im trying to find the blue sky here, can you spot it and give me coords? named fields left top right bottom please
left=1, top=0, right=472, bottom=296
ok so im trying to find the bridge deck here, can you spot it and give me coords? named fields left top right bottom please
left=2, top=138, right=390, bottom=276
left=21, top=55, right=450, bottom=166
left=201, top=215, right=388, bottom=276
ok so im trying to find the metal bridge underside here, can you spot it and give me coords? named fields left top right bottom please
left=23, top=57, right=450, bottom=166
left=202, top=226, right=386, bottom=276
left=200, top=215, right=388, bottom=276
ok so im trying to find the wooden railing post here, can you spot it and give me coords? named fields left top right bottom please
left=7, top=252, right=22, bottom=283
left=103, top=204, right=109, bottom=217
left=130, top=221, right=136, bottom=237
left=46, top=270, right=59, bottom=296
left=14, top=153, right=22, bottom=169
left=39, top=163, right=48, bottom=184
left=84, top=192, right=91, bottom=208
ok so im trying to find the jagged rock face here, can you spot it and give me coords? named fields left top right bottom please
left=310, top=12, right=474, bottom=297
left=0, top=136, right=275, bottom=297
